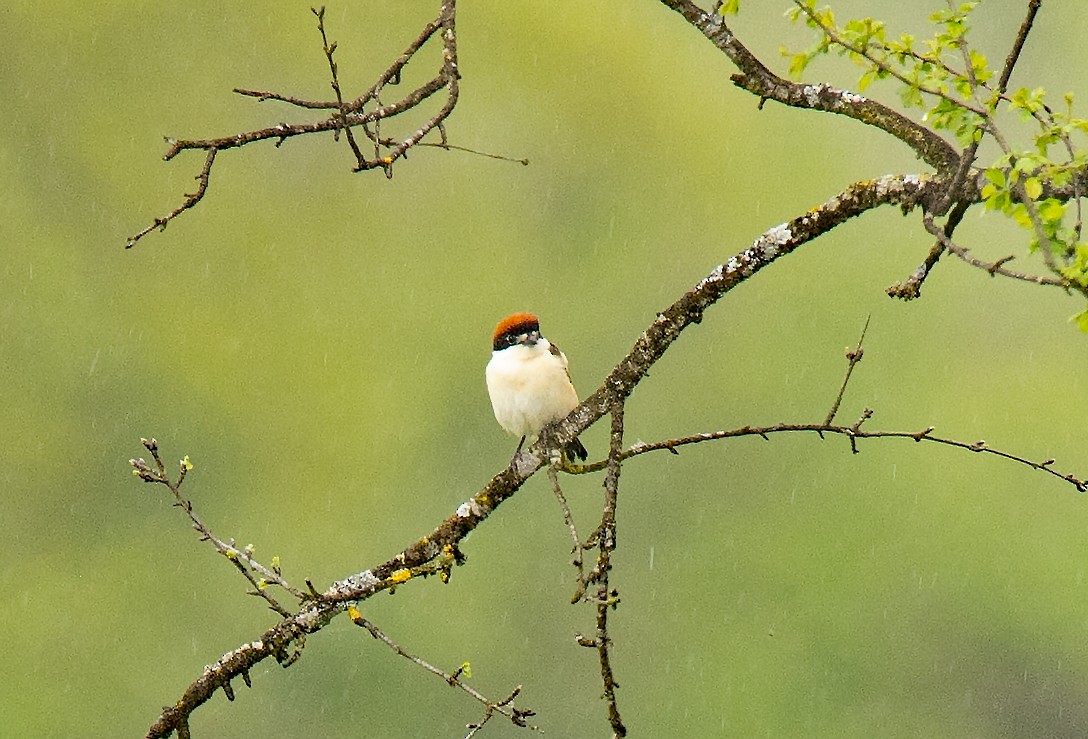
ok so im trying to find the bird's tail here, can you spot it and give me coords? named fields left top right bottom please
left=565, top=437, right=588, bottom=462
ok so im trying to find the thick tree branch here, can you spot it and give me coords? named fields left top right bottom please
left=656, top=0, right=961, bottom=173
left=129, top=4, right=1088, bottom=736
left=139, top=167, right=1086, bottom=736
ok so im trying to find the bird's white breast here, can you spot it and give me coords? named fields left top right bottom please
left=486, top=340, right=579, bottom=438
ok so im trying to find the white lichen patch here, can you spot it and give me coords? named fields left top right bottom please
left=724, top=256, right=741, bottom=274
left=456, top=499, right=485, bottom=518
left=802, top=83, right=826, bottom=106
left=326, top=570, right=380, bottom=602
left=755, top=222, right=792, bottom=258
left=768, top=223, right=792, bottom=243
left=840, top=90, right=866, bottom=104
left=698, top=263, right=724, bottom=289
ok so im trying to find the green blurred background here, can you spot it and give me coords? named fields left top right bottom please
left=2, top=1, right=1087, bottom=736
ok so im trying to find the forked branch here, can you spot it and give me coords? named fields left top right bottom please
left=127, top=1, right=460, bottom=248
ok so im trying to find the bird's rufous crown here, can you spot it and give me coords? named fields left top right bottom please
left=493, top=312, right=540, bottom=350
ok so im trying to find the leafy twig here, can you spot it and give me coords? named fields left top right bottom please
left=130, top=437, right=306, bottom=614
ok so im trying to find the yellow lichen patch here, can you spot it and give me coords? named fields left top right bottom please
left=390, top=568, right=412, bottom=584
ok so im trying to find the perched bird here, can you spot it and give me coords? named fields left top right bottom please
left=485, top=312, right=588, bottom=462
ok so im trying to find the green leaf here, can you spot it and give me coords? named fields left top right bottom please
left=983, top=168, right=1006, bottom=187
left=1023, top=177, right=1043, bottom=200
left=1072, top=308, right=1088, bottom=333
left=1037, top=199, right=1065, bottom=223
left=719, top=0, right=740, bottom=15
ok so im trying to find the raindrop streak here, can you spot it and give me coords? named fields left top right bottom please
left=88, top=348, right=101, bottom=376
left=648, top=545, right=655, bottom=570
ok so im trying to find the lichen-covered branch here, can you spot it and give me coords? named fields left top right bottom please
left=138, top=163, right=1086, bottom=736
left=655, top=0, right=961, bottom=172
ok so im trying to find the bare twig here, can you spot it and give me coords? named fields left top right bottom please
left=345, top=609, right=539, bottom=734
left=615, top=423, right=1086, bottom=493
left=125, top=148, right=216, bottom=249
left=824, top=317, right=869, bottom=425
left=590, top=405, right=626, bottom=737
left=996, top=0, right=1041, bottom=93
left=548, top=467, right=590, bottom=603
left=312, top=6, right=366, bottom=167
left=129, top=438, right=306, bottom=614
left=127, top=1, right=460, bottom=247
left=887, top=199, right=971, bottom=299
left=921, top=212, right=1066, bottom=288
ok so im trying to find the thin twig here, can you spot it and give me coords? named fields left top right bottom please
left=997, top=0, right=1041, bottom=93
left=921, top=213, right=1066, bottom=287
left=592, top=405, right=627, bottom=737
left=548, top=467, right=589, bottom=603
left=824, top=316, right=870, bottom=425
left=129, top=438, right=306, bottom=614
left=312, top=6, right=366, bottom=168
left=345, top=609, right=539, bottom=733
left=126, top=148, right=216, bottom=248
left=612, top=423, right=1086, bottom=493
left=887, top=199, right=971, bottom=300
